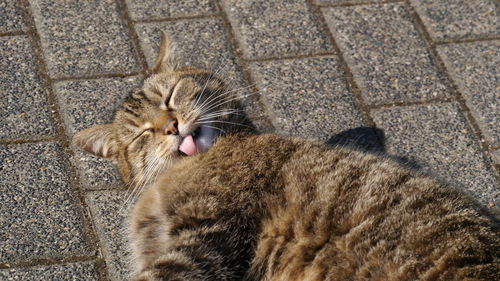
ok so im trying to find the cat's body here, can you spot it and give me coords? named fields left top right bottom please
left=131, top=134, right=498, bottom=281
left=73, top=33, right=499, bottom=280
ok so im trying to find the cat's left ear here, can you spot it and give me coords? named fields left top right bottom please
left=152, top=31, right=176, bottom=74
left=72, top=124, right=117, bottom=160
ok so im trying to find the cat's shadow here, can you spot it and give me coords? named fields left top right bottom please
left=326, top=127, right=421, bottom=170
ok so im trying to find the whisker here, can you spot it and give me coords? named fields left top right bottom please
left=196, top=120, right=253, bottom=129
left=199, top=93, right=254, bottom=114
left=196, top=124, right=227, bottom=134
left=195, top=83, right=255, bottom=114
left=199, top=109, right=242, bottom=120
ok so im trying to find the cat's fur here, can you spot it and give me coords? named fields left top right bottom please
left=74, top=33, right=499, bottom=281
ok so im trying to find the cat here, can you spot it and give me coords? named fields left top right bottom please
left=73, top=33, right=499, bottom=281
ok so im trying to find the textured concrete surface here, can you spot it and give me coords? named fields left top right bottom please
left=249, top=56, right=366, bottom=140
left=0, top=0, right=26, bottom=33
left=0, top=36, right=55, bottom=140
left=53, top=76, right=143, bottom=138
left=1, top=0, right=498, bottom=279
left=86, top=191, right=131, bottom=281
left=125, top=0, right=218, bottom=20
left=372, top=103, right=499, bottom=206
left=221, top=0, right=332, bottom=59
left=410, top=0, right=500, bottom=41
left=493, top=150, right=500, bottom=165
left=0, top=143, right=94, bottom=262
left=437, top=40, right=500, bottom=146
left=29, top=0, right=140, bottom=78
left=314, top=0, right=387, bottom=4
left=323, top=3, right=450, bottom=105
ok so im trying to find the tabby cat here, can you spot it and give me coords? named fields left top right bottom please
left=73, top=33, right=499, bottom=281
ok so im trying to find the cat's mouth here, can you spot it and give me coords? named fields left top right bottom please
left=178, top=126, right=218, bottom=156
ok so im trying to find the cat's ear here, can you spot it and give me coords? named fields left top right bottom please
left=72, top=124, right=117, bottom=160
left=152, top=32, right=176, bottom=73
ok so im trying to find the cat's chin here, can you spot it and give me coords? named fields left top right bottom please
left=178, top=126, right=218, bottom=156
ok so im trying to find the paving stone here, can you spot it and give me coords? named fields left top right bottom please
left=86, top=190, right=132, bottom=281
left=71, top=150, right=124, bottom=191
left=0, top=0, right=26, bottom=33
left=54, top=76, right=143, bottom=139
left=437, top=40, right=500, bottom=147
left=372, top=102, right=499, bottom=207
left=0, top=142, right=94, bottom=263
left=410, top=0, right=500, bottom=41
left=220, top=0, right=332, bottom=59
left=29, top=0, right=140, bottom=78
left=135, top=18, right=272, bottom=132
left=323, top=3, right=450, bottom=105
left=249, top=56, right=366, bottom=140
left=0, top=261, right=99, bottom=281
left=53, top=77, right=141, bottom=190
left=125, top=0, right=218, bottom=21
left=314, top=0, right=386, bottom=4
left=492, top=149, right=500, bottom=166
left=0, top=36, right=56, bottom=140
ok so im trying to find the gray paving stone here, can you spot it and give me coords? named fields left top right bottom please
left=135, top=18, right=272, bottom=132
left=314, top=0, right=386, bottom=4
left=54, top=77, right=141, bottom=190
left=0, top=142, right=94, bottom=263
left=0, top=36, right=56, bottom=140
left=249, top=56, right=366, bottom=140
left=125, top=0, right=218, bottom=21
left=437, top=40, right=500, bottom=147
left=410, top=0, right=500, bottom=41
left=135, top=18, right=238, bottom=73
left=220, top=0, right=332, bottom=59
left=492, top=149, right=500, bottom=166
left=29, top=0, right=140, bottom=78
left=372, top=102, right=499, bottom=208
left=0, top=261, right=99, bottom=281
left=0, top=0, right=25, bottom=33
left=54, top=76, right=143, bottom=139
left=323, top=3, right=451, bottom=105
left=86, top=190, right=132, bottom=281
left=72, top=150, right=123, bottom=191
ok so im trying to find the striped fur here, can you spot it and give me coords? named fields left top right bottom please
left=73, top=33, right=499, bottom=280
left=130, top=134, right=498, bottom=280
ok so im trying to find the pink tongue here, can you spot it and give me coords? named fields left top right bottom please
left=179, top=135, right=197, bottom=156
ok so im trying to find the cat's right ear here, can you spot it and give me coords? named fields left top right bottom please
left=72, top=124, right=117, bottom=160
left=152, top=32, right=176, bottom=74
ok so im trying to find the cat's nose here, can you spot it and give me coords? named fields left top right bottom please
left=162, top=118, right=178, bottom=135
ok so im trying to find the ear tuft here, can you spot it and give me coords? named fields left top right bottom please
left=72, top=124, right=117, bottom=159
left=152, top=31, right=176, bottom=73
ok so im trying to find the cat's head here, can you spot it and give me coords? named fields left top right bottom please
left=73, top=32, right=251, bottom=186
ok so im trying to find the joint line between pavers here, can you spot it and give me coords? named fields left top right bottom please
left=214, top=0, right=276, bottom=133
left=0, top=136, right=58, bottom=145
left=435, top=36, right=500, bottom=46
left=18, top=1, right=109, bottom=278
left=52, top=71, right=143, bottom=82
left=131, top=13, right=222, bottom=24
left=0, top=255, right=100, bottom=270
left=404, top=0, right=500, bottom=180
left=306, top=0, right=377, bottom=129
left=313, top=0, right=403, bottom=8
left=368, top=97, right=455, bottom=110
left=115, top=0, right=150, bottom=76
left=0, top=30, right=26, bottom=37
left=241, top=51, right=338, bottom=63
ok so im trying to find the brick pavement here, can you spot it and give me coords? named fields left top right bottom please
left=0, top=0, right=498, bottom=280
